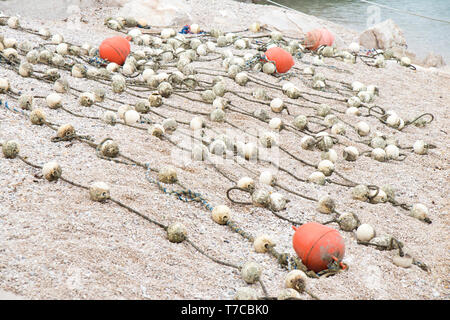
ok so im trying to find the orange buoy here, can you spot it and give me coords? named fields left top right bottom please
left=292, top=222, right=345, bottom=272
left=304, top=28, right=335, bottom=51
left=99, top=36, right=131, bottom=65
left=264, top=47, right=295, bottom=73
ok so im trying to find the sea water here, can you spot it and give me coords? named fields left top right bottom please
left=260, top=0, right=450, bottom=63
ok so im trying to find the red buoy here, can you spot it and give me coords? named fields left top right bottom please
left=292, top=222, right=345, bottom=272
left=264, top=47, right=295, bottom=73
left=99, top=36, right=131, bottom=65
left=304, top=28, right=335, bottom=51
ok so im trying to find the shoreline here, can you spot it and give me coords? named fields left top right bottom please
left=0, top=0, right=447, bottom=68
left=0, top=0, right=449, bottom=300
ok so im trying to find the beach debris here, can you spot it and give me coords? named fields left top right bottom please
left=252, top=188, right=270, bottom=207
left=124, top=109, right=140, bottom=124
left=348, top=42, right=360, bottom=53
left=249, top=22, right=261, bottom=33
left=400, top=56, right=411, bottom=67
left=321, top=149, right=338, bottom=163
left=149, top=124, right=165, bottom=137
left=371, top=148, right=387, bottom=162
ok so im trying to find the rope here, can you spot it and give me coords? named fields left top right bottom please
left=0, top=98, right=26, bottom=115
left=405, top=113, right=435, bottom=127
left=226, top=220, right=254, bottom=242
left=144, top=164, right=214, bottom=211
left=12, top=154, right=254, bottom=282
left=226, top=186, right=252, bottom=205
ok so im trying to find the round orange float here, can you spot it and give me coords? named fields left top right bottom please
left=292, top=222, right=345, bottom=272
left=304, top=28, right=335, bottom=51
left=264, top=47, right=295, bottom=73
left=99, top=36, right=131, bottom=65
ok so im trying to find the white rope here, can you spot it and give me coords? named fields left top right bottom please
left=360, top=0, right=450, bottom=24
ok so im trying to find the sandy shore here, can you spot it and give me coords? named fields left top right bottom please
left=0, top=0, right=449, bottom=300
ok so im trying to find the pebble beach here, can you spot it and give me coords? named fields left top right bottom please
left=0, top=0, right=449, bottom=300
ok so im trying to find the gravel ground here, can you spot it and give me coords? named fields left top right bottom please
left=0, top=0, right=449, bottom=300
